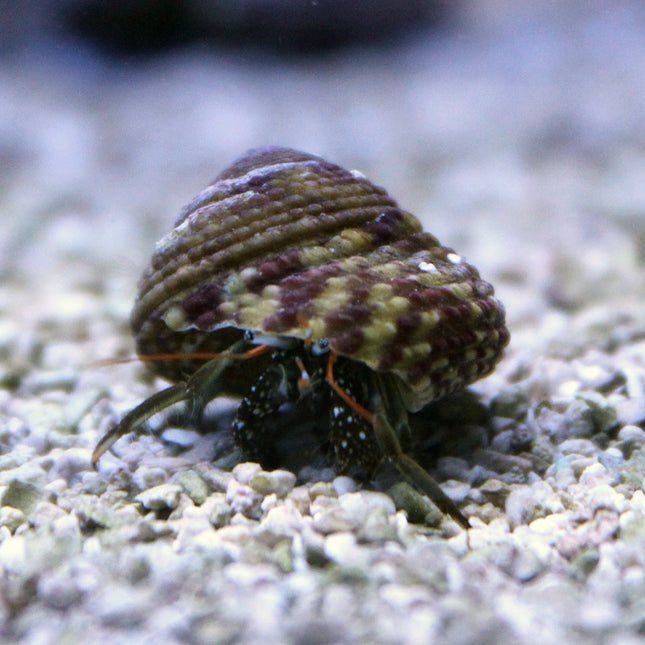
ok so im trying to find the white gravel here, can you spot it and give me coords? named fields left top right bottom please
left=2, top=2, right=645, bottom=644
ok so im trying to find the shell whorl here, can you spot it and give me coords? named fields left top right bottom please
left=132, top=147, right=509, bottom=410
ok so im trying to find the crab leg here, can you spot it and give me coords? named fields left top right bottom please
left=92, top=341, right=271, bottom=467
left=326, top=352, right=470, bottom=529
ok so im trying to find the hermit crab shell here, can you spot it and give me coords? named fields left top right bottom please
left=132, top=147, right=509, bottom=411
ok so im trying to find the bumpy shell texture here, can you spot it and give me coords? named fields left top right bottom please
left=132, top=147, right=509, bottom=411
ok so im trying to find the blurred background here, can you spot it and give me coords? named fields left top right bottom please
left=1, top=0, right=644, bottom=361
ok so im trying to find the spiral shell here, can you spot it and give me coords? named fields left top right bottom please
left=132, top=147, right=509, bottom=411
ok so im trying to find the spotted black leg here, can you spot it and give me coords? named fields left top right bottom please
left=327, top=358, right=381, bottom=478
left=232, top=353, right=300, bottom=465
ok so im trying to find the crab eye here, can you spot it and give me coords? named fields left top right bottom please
left=311, top=339, right=330, bottom=356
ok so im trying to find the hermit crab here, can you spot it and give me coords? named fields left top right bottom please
left=93, top=147, right=509, bottom=528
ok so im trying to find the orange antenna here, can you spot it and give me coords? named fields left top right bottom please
left=87, top=344, right=271, bottom=370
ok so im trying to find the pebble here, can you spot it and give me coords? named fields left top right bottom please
left=357, top=507, right=399, bottom=543
left=387, top=482, right=431, bottom=525
left=0, top=479, right=51, bottom=514
left=287, top=486, right=311, bottom=516
left=575, top=391, right=618, bottom=434
left=379, top=583, right=433, bottom=610
left=579, top=462, right=615, bottom=487
left=226, top=479, right=263, bottom=519
left=477, top=479, right=511, bottom=507
left=559, top=438, right=597, bottom=456
left=132, top=465, right=168, bottom=491
left=31, top=501, right=68, bottom=528
left=47, top=447, right=92, bottom=484
left=619, top=447, right=645, bottom=490
left=224, top=562, right=280, bottom=587
left=256, top=502, right=304, bottom=539
left=0, top=505, right=27, bottom=533
left=339, top=491, right=395, bottom=523
left=38, top=567, right=84, bottom=610
left=135, top=484, right=183, bottom=511
left=311, top=500, right=359, bottom=534
left=176, top=470, right=210, bottom=505
left=0, top=463, right=48, bottom=488
left=505, top=481, right=562, bottom=527
left=0, top=534, right=27, bottom=572
left=617, top=424, right=645, bottom=446
left=323, top=532, right=369, bottom=569
left=309, top=481, right=338, bottom=500
left=202, top=493, right=233, bottom=528
left=91, top=586, right=154, bottom=628
left=232, top=462, right=262, bottom=485
left=250, top=469, right=297, bottom=498
left=332, top=476, right=359, bottom=495
left=441, top=479, right=471, bottom=504
left=173, top=507, right=214, bottom=551
left=490, top=386, right=531, bottom=419
left=546, top=458, right=576, bottom=490
left=585, top=484, right=626, bottom=514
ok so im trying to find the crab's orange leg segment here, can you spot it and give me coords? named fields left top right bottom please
left=89, top=344, right=271, bottom=369
left=325, top=352, right=375, bottom=426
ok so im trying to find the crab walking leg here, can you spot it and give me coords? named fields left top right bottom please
left=370, top=374, right=471, bottom=530
left=326, top=352, right=470, bottom=529
left=372, top=412, right=470, bottom=529
left=92, top=342, right=271, bottom=467
left=92, top=382, right=189, bottom=467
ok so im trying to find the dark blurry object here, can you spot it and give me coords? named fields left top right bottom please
left=2, top=0, right=452, bottom=57
left=68, top=0, right=198, bottom=54
left=186, top=0, right=450, bottom=53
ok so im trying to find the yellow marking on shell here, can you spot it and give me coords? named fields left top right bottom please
left=163, top=305, right=191, bottom=331
left=401, top=342, right=433, bottom=362
left=238, top=298, right=281, bottom=328
left=467, top=301, right=483, bottom=318
left=383, top=296, right=410, bottom=316
left=431, top=356, right=451, bottom=372
left=239, top=292, right=261, bottom=308
left=306, top=317, right=327, bottom=342
left=367, top=283, right=392, bottom=304
left=225, top=271, right=251, bottom=296
left=261, top=284, right=282, bottom=299
left=363, top=319, right=397, bottom=344
left=326, top=228, right=373, bottom=254
left=416, top=271, right=448, bottom=287
left=311, top=289, right=354, bottom=316
left=377, top=261, right=406, bottom=280
left=420, top=310, right=441, bottom=329
left=463, top=348, right=478, bottom=363
left=219, top=301, right=239, bottom=317
left=300, top=246, right=334, bottom=266
left=448, top=282, right=474, bottom=301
